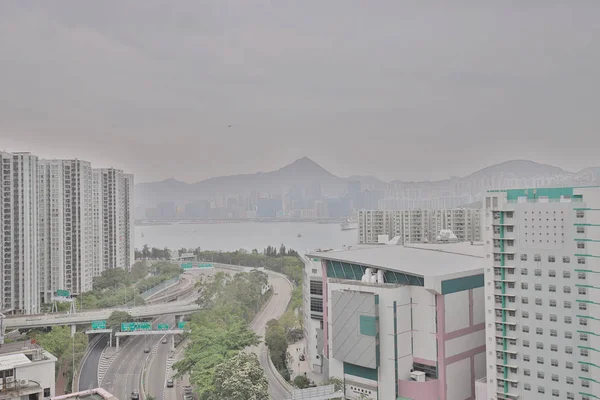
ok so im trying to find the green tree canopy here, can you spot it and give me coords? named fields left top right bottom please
left=92, top=268, right=132, bottom=291
left=293, top=375, right=311, bottom=389
left=107, top=311, right=133, bottom=332
left=206, top=352, right=269, bottom=400
left=130, top=261, right=149, bottom=281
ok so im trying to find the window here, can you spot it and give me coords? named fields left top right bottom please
left=521, top=268, right=528, bottom=275
left=535, top=298, right=543, bottom=306
left=534, top=254, right=541, bottom=262
left=550, top=299, right=557, bottom=307
left=567, top=393, right=574, bottom=400
left=535, top=283, right=542, bottom=291
left=567, top=377, right=574, bottom=385
left=550, top=329, right=557, bottom=337
left=549, top=284, right=556, bottom=292
left=581, top=348, right=589, bottom=357
left=522, top=297, right=529, bottom=304
left=537, top=371, right=544, bottom=378
left=551, top=359, right=558, bottom=367
left=524, top=384, right=531, bottom=391
left=577, top=226, right=585, bottom=234
left=552, top=374, right=559, bottom=382
left=521, top=254, right=527, bottom=261
left=522, top=311, right=529, bottom=318
left=536, top=342, right=544, bottom=349
left=551, top=344, right=558, bottom=352
left=538, top=386, right=545, bottom=394
left=577, top=242, right=586, bottom=249
left=548, top=255, right=555, bottom=262
left=44, top=389, right=51, bottom=398
left=565, top=331, right=573, bottom=339
left=564, top=286, right=571, bottom=294
left=565, top=346, right=573, bottom=354
left=535, top=268, right=542, bottom=276
left=548, top=270, right=556, bottom=277
left=565, top=316, right=572, bottom=324
left=536, top=313, right=543, bottom=321
left=582, top=380, right=590, bottom=388
left=563, top=256, right=571, bottom=263
left=579, top=302, right=588, bottom=311
left=579, top=272, right=587, bottom=280
left=578, top=257, right=586, bottom=265
left=536, top=327, right=543, bottom=335
left=580, top=318, right=588, bottom=326
left=524, top=368, right=531, bottom=376
left=552, top=389, right=559, bottom=397
left=564, top=300, right=572, bottom=309
left=576, top=210, right=585, bottom=218
left=521, top=282, right=528, bottom=290
left=537, top=356, right=544, bottom=364
left=579, top=287, right=588, bottom=295
left=581, top=364, right=589, bottom=372
left=523, top=340, right=530, bottom=347
left=566, top=361, right=573, bottom=369
left=564, top=270, right=571, bottom=278
left=524, top=354, right=530, bottom=362
left=550, top=314, right=557, bottom=322
left=523, top=326, right=530, bottom=333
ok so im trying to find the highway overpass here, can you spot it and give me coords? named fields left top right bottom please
left=2, top=301, right=201, bottom=333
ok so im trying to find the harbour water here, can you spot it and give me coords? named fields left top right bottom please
left=135, top=222, right=357, bottom=253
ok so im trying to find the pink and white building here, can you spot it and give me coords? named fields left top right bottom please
left=307, top=242, right=487, bottom=400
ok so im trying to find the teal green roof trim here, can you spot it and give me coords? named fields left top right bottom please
left=343, top=362, right=378, bottom=381
left=505, top=187, right=574, bottom=201
left=441, top=274, right=484, bottom=294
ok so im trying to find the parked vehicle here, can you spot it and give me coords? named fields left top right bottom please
left=144, top=347, right=150, bottom=353
left=166, top=378, right=174, bottom=388
left=131, top=391, right=139, bottom=400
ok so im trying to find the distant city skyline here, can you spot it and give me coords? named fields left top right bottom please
left=1, top=2, right=600, bottom=183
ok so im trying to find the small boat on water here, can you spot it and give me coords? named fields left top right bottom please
left=297, top=233, right=302, bottom=238
left=340, top=218, right=358, bottom=231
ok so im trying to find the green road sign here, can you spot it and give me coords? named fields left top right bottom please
left=91, top=320, right=106, bottom=330
left=157, top=323, right=169, bottom=331
left=199, top=263, right=213, bottom=268
left=56, top=289, right=70, bottom=297
left=182, top=263, right=193, bottom=269
left=177, top=321, right=188, bottom=329
left=121, top=322, right=152, bottom=332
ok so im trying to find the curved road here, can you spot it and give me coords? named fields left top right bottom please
left=78, top=333, right=108, bottom=390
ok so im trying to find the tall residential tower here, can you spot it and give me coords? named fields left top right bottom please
left=483, top=187, right=600, bottom=400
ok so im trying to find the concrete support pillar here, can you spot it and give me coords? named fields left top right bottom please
left=71, top=324, right=76, bottom=337
left=170, top=335, right=175, bottom=352
left=175, top=315, right=182, bottom=325
left=116, top=336, right=120, bottom=352
left=109, top=332, right=113, bottom=347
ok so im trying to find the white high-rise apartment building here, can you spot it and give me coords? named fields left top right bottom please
left=94, top=168, right=134, bottom=272
left=38, top=160, right=94, bottom=302
left=358, top=208, right=482, bottom=245
left=1, top=152, right=14, bottom=312
left=12, top=153, right=40, bottom=314
left=483, top=187, right=600, bottom=400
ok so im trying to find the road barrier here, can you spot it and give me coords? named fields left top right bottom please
left=141, top=276, right=181, bottom=299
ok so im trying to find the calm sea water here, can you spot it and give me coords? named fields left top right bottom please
left=135, top=222, right=357, bottom=253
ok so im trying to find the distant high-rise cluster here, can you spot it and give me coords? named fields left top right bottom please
left=0, top=151, right=134, bottom=314
left=357, top=208, right=482, bottom=244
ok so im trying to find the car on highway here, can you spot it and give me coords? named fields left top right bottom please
left=299, top=354, right=305, bottom=361
left=162, top=337, right=168, bottom=344
left=166, top=378, right=174, bottom=388
left=131, top=391, right=139, bottom=400
left=144, top=347, right=150, bottom=353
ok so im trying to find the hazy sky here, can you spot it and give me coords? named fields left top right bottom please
left=1, top=1, right=599, bottom=183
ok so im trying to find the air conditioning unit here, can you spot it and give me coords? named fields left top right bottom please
left=19, top=379, right=28, bottom=387
left=5, top=377, right=14, bottom=388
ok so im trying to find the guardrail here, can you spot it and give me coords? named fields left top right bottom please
left=141, top=276, right=181, bottom=299
left=266, top=348, right=294, bottom=393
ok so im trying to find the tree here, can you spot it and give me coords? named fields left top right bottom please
left=293, top=375, right=310, bottom=389
left=142, top=244, right=150, bottom=259
left=93, top=268, right=131, bottom=291
left=207, top=352, right=268, bottom=400
left=130, top=261, right=149, bottom=281
left=323, top=377, right=343, bottom=392
left=107, top=311, right=133, bottom=332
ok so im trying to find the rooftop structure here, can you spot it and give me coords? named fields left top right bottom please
left=52, top=388, right=118, bottom=400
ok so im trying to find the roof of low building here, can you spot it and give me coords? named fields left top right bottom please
left=307, top=242, right=484, bottom=278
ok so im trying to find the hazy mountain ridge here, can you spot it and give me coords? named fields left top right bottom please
left=135, top=158, right=600, bottom=208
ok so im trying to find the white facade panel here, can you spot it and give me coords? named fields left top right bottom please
left=444, top=290, right=470, bottom=333
left=446, top=357, right=472, bottom=400
left=445, top=330, right=486, bottom=359
left=472, top=287, right=485, bottom=325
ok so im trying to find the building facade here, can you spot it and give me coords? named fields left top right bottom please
left=0, top=152, right=14, bottom=313
left=303, top=256, right=325, bottom=374
left=307, top=242, right=487, bottom=400
left=38, top=160, right=94, bottom=301
left=0, top=341, right=57, bottom=400
left=358, top=208, right=482, bottom=245
left=483, top=187, right=600, bottom=400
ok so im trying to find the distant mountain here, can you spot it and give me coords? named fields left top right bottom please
left=135, top=157, right=347, bottom=207
left=467, top=160, right=570, bottom=179
left=135, top=158, right=600, bottom=210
